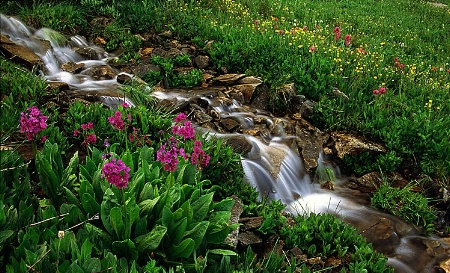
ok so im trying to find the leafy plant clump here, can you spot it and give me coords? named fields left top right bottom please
left=371, top=182, right=437, bottom=231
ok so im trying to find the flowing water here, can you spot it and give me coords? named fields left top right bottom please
left=2, top=14, right=449, bottom=272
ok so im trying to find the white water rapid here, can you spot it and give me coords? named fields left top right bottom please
left=2, top=14, right=449, bottom=273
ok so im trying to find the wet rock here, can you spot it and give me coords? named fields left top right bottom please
left=238, top=231, right=262, bottom=246
left=140, top=47, right=154, bottom=56
left=237, top=76, right=263, bottom=85
left=294, top=118, right=325, bottom=172
left=299, top=100, right=316, bottom=118
left=151, top=47, right=167, bottom=58
left=74, top=47, right=99, bottom=59
left=321, top=181, right=335, bottom=190
left=192, top=109, right=213, bottom=124
left=194, top=55, right=210, bottom=69
left=131, top=63, right=160, bottom=78
left=61, top=61, right=84, bottom=73
left=47, top=81, right=70, bottom=92
left=166, top=48, right=182, bottom=58
left=250, top=84, right=271, bottom=111
left=277, top=83, right=297, bottom=101
left=0, top=34, right=43, bottom=70
left=222, top=135, right=253, bottom=155
left=88, top=65, right=117, bottom=80
left=220, top=117, right=240, bottom=131
left=357, top=172, right=383, bottom=193
left=232, top=83, right=263, bottom=104
left=214, top=73, right=246, bottom=85
left=331, top=132, right=386, bottom=159
left=202, top=72, right=214, bottom=83
left=362, top=217, right=400, bottom=253
left=116, top=73, right=133, bottom=84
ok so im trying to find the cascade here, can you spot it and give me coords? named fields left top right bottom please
left=1, top=14, right=449, bottom=272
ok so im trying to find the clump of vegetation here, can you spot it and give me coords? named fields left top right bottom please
left=144, top=55, right=203, bottom=88
left=371, top=181, right=437, bottom=232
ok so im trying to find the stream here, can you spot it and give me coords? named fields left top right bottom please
left=2, top=14, right=450, bottom=273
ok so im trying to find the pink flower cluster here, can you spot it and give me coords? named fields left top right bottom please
left=333, top=27, right=351, bottom=46
left=157, top=137, right=181, bottom=172
left=108, top=111, right=131, bottom=131
left=171, top=114, right=195, bottom=139
left=373, top=87, right=387, bottom=95
left=191, top=140, right=210, bottom=167
left=20, top=106, right=48, bottom=140
left=101, top=158, right=131, bottom=189
left=157, top=113, right=210, bottom=172
left=74, top=122, right=97, bottom=146
left=393, top=57, right=405, bottom=69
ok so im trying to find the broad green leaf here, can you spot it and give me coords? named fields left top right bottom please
left=213, top=198, right=235, bottom=212
left=85, top=223, right=112, bottom=242
left=100, top=189, right=116, bottom=235
left=80, top=239, right=92, bottom=264
left=82, top=258, right=101, bottom=272
left=0, top=230, right=14, bottom=244
left=129, top=169, right=145, bottom=198
left=35, top=152, right=59, bottom=201
left=136, top=225, right=167, bottom=252
left=208, top=249, right=237, bottom=256
left=139, top=182, right=155, bottom=201
left=191, top=192, right=214, bottom=223
left=121, top=151, right=134, bottom=173
left=168, top=238, right=195, bottom=259
left=168, top=217, right=187, bottom=246
left=62, top=151, right=79, bottom=188
left=161, top=206, right=174, bottom=227
left=67, top=261, right=84, bottom=273
left=209, top=211, right=232, bottom=223
left=183, top=221, right=209, bottom=249
left=81, top=193, right=100, bottom=215
left=110, top=207, right=124, bottom=239
left=139, top=197, right=160, bottom=215
left=112, top=239, right=137, bottom=259
left=63, top=187, right=82, bottom=211
left=124, top=199, right=140, bottom=239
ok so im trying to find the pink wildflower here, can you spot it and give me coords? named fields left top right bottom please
left=379, top=87, right=386, bottom=94
left=20, top=106, right=48, bottom=140
left=303, top=25, right=308, bottom=31
left=81, top=122, right=94, bottom=130
left=73, top=129, right=80, bottom=137
left=175, top=113, right=187, bottom=122
left=172, top=121, right=195, bottom=139
left=108, top=111, right=125, bottom=130
left=101, top=158, right=131, bottom=189
left=121, top=102, right=130, bottom=108
left=157, top=137, right=180, bottom=172
left=373, top=89, right=380, bottom=95
left=191, top=140, right=210, bottom=169
left=344, top=34, right=351, bottom=46
left=82, top=133, right=97, bottom=146
left=309, top=46, right=316, bottom=52
left=334, top=27, right=341, bottom=40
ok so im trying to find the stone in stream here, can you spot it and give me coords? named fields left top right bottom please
left=0, top=34, right=43, bottom=70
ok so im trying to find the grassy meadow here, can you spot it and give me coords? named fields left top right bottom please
left=1, top=0, right=449, bottom=272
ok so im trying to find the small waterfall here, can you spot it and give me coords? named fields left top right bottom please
left=1, top=14, right=127, bottom=108
left=243, top=136, right=314, bottom=203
